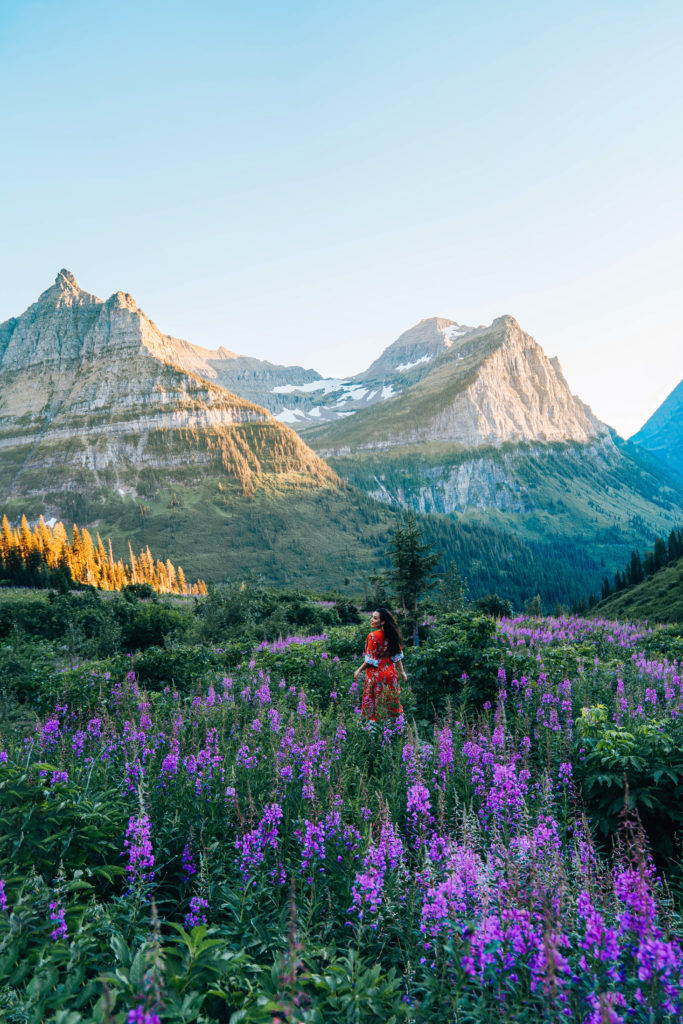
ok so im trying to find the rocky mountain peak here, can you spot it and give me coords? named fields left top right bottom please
left=0, top=272, right=339, bottom=513
left=107, top=290, right=140, bottom=313
left=43, top=268, right=87, bottom=306
left=55, top=268, right=79, bottom=290
left=306, top=314, right=611, bottom=453
left=358, top=316, right=476, bottom=381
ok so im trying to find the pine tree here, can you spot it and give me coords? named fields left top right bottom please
left=653, top=535, right=667, bottom=571
left=387, top=511, right=440, bottom=646
left=629, top=550, right=644, bottom=585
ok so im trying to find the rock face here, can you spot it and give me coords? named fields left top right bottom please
left=305, top=316, right=610, bottom=455
left=357, top=317, right=476, bottom=381
left=176, top=317, right=481, bottom=428
left=420, top=318, right=605, bottom=447
left=307, top=316, right=682, bottom=543
left=630, top=380, right=683, bottom=479
left=0, top=271, right=336, bottom=510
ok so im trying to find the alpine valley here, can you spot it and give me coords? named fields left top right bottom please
left=1, top=270, right=681, bottom=607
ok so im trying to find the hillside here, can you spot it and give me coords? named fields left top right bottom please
left=594, top=555, right=683, bottom=624
left=630, top=379, right=683, bottom=481
left=3, top=271, right=680, bottom=603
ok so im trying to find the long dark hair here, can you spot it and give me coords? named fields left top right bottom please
left=376, top=607, right=403, bottom=657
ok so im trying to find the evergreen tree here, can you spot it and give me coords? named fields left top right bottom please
left=438, top=561, right=468, bottom=612
left=629, top=550, right=644, bottom=585
left=0, top=514, right=202, bottom=595
left=653, top=535, right=668, bottom=571
left=387, top=511, right=440, bottom=645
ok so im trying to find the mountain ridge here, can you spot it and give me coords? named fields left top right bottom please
left=2, top=269, right=681, bottom=604
left=303, top=315, right=609, bottom=453
left=630, top=380, right=683, bottom=481
left=0, top=270, right=337, bottom=507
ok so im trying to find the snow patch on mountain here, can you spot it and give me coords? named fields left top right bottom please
left=396, top=354, right=432, bottom=372
left=272, top=379, right=347, bottom=395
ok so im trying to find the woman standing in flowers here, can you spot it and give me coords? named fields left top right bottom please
left=354, top=607, right=406, bottom=720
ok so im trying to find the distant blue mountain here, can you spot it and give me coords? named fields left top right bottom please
left=631, top=380, right=683, bottom=479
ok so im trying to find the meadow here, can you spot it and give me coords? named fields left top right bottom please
left=1, top=596, right=683, bottom=1023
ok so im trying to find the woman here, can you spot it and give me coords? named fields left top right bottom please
left=353, top=607, right=406, bottom=721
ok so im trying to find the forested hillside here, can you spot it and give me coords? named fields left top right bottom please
left=0, top=515, right=206, bottom=594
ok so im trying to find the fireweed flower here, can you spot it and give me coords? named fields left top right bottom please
left=71, top=730, right=86, bottom=755
left=123, top=812, right=154, bottom=886
left=351, top=820, right=405, bottom=919
left=0, top=879, right=7, bottom=911
left=298, top=819, right=326, bottom=882
left=49, top=898, right=67, bottom=940
left=407, top=781, right=432, bottom=829
left=235, top=803, right=284, bottom=884
left=184, top=894, right=209, bottom=929
left=41, top=717, right=60, bottom=746
left=181, top=841, right=197, bottom=882
left=127, top=1008, right=161, bottom=1024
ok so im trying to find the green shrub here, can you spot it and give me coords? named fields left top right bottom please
left=407, top=612, right=499, bottom=717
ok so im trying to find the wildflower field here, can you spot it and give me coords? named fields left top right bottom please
left=1, top=610, right=683, bottom=1023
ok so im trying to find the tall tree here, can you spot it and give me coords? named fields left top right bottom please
left=387, top=511, right=440, bottom=646
left=653, top=535, right=668, bottom=572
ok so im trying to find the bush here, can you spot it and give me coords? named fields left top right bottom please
left=475, top=593, right=513, bottom=618
left=407, top=612, right=500, bottom=717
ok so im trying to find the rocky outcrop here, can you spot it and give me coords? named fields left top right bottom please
left=357, top=317, right=475, bottom=381
left=0, top=271, right=337, bottom=507
left=366, top=456, right=528, bottom=514
left=420, top=318, right=607, bottom=447
left=308, top=316, right=612, bottom=455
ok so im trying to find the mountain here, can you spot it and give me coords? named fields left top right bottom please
left=0, top=271, right=395, bottom=584
left=355, top=317, right=477, bottom=381
left=0, top=270, right=335, bottom=499
left=630, top=380, right=683, bottom=480
left=303, top=316, right=607, bottom=451
left=294, top=315, right=683, bottom=592
left=171, top=316, right=479, bottom=429
left=3, top=270, right=681, bottom=606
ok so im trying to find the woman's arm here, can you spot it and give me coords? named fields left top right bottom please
left=354, top=632, right=378, bottom=679
left=391, top=649, right=407, bottom=682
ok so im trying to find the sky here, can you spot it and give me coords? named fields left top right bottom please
left=1, top=0, right=682, bottom=438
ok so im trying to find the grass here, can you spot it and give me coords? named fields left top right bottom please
left=595, top=557, right=683, bottom=624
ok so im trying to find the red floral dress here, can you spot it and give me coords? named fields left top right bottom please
left=360, top=629, right=404, bottom=721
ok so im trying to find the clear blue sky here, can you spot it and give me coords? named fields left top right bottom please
left=1, top=0, right=682, bottom=437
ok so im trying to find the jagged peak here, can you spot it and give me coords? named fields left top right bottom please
left=106, top=290, right=139, bottom=313
left=493, top=314, right=521, bottom=332
left=55, top=268, right=79, bottom=290
left=34, top=268, right=98, bottom=309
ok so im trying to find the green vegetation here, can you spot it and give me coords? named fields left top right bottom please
left=2, top=599, right=683, bottom=1020
left=0, top=515, right=204, bottom=595
left=317, top=437, right=683, bottom=607
left=593, top=555, right=683, bottom=624
left=384, top=511, right=439, bottom=641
